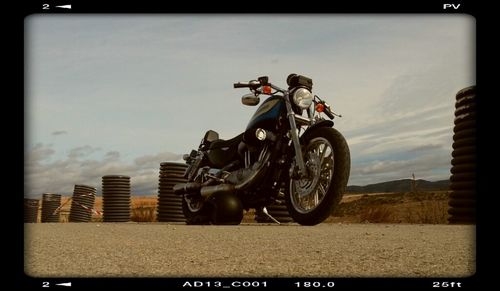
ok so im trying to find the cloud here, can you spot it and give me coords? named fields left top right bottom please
left=26, top=143, right=55, bottom=163
left=67, top=145, right=101, bottom=159
left=134, top=152, right=183, bottom=167
left=25, top=144, right=183, bottom=198
left=51, top=130, right=67, bottom=136
left=104, top=151, right=120, bottom=161
left=339, top=62, right=460, bottom=185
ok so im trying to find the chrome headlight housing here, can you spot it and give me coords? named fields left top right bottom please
left=292, top=88, right=313, bottom=109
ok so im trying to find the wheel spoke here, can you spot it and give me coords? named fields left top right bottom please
left=318, top=144, right=326, bottom=166
left=300, top=195, right=308, bottom=210
left=313, top=190, right=319, bottom=205
left=318, top=183, right=326, bottom=199
left=290, top=137, right=336, bottom=214
left=308, top=195, right=315, bottom=210
left=321, top=146, right=332, bottom=168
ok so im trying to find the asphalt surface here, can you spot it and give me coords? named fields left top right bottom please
left=24, top=223, right=475, bottom=278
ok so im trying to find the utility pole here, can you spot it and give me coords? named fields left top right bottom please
left=411, top=173, right=417, bottom=193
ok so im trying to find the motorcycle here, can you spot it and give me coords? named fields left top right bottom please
left=173, top=74, right=350, bottom=225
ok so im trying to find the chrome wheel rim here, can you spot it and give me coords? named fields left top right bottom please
left=185, top=196, right=204, bottom=212
left=290, top=137, right=334, bottom=214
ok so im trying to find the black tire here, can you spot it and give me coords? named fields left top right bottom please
left=449, top=190, right=475, bottom=199
left=450, top=172, right=476, bottom=182
left=454, top=112, right=476, bottom=125
left=452, top=128, right=476, bottom=141
left=286, top=127, right=350, bottom=226
left=455, top=96, right=475, bottom=109
left=448, top=198, right=476, bottom=207
left=157, top=202, right=183, bottom=207
left=451, top=146, right=475, bottom=158
left=452, top=137, right=475, bottom=149
left=448, top=216, right=475, bottom=224
left=157, top=162, right=188, bottom=223
left=453, top=120, right=475, bottom=133
left=454, top=104, right=476, bottom=117
left=448, top=207, right=475, bottom=216
left=455, top=86, right=475, bottom=101
left=451, top=155, right=475, bottom=166
left=450, top=181, right=476, bottom=190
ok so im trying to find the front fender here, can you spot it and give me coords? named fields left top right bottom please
left=299, top=120, right=334, bottom=143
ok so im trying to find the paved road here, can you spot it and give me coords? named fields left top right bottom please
left=24, top=223, right=475, bottom=278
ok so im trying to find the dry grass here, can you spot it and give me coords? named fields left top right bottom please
left=328, top=191, right=450, bottom=224
left=404, top=200, right=449, bottom=224
left=32, top=191, right=452, bottom=224
left=359, top=205, right=397, bottom=223
left=130, top=199, right=157, bottom=222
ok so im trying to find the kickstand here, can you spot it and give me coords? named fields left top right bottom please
left=262, top=207, right=281, bottom=225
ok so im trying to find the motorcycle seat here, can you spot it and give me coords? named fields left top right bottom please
left=209, top=133, right=244, bottom=150
left=207, top=133, right=244, bottom=168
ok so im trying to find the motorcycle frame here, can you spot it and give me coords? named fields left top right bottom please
left=185, top=81, right=321, bottom=185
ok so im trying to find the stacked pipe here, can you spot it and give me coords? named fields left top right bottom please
left=41, top=193, right=61, bottom=223
left=449, top=86, right=476, bottom=224
left=157, top=162, right=187, bottom=222
left=102, top=175, right=131, bottom=222
left=256, top=198, right=294, bottom=223
left=24, top=198, right=39, bottom=223
left=69, top=185, right=96, bottom=222
left=266, top=204, right=294, bottom=223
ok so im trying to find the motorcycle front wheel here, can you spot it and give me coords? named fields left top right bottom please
left=286, top=127, right=350, bottom=225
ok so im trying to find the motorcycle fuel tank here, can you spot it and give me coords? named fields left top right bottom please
left=246, top=96, right=286, bottom=131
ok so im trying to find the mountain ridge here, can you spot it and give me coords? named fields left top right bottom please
left=346, top=179, right=449, bottom=193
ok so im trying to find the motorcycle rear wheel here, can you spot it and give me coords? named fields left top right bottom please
left=286, top=127, right=350, bottom=225
left=182, top=196, right=212, bottom=225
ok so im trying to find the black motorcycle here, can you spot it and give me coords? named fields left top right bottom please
left=174, top=74, right=350, bottom=225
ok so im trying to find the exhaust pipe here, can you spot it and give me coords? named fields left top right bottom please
left=173, top=182, right=201, bottom=195
left=173, top=183, right=235, bottom=200
left=200, top=184, right=235, bottom=199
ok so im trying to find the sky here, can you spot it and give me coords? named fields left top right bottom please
left=25, top=14, right=475, bottom=197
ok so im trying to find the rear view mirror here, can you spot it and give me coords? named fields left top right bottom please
left=242, top=93, right=260, bottom=106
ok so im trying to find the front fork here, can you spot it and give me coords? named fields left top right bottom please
left=284, top=93, right=307, bottom=177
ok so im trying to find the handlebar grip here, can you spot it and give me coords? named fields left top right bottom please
left=324, top=108, right=335, bottom=119
left=233, top=82, right=249, bottom=88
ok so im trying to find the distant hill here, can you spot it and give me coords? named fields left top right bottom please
left=346, top=179, right=449, bottom=193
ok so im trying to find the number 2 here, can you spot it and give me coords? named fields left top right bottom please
left=42, top=4, right=49, bottom=9
left=42, top=282, right=49, bottom=288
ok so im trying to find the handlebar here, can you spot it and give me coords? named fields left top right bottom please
left=233, top=77, right=268, bottom=89
left=233, top=81, right=260, bottom=89
left=235, top=75, right=339, bottom=120
left=323, top=108, right=335, bottom=119
left=233, top=82, right=250, bottom=88
left=315, top=96, right=336, bottom=120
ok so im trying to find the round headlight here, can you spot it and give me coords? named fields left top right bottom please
left=292, top=88, right=313, bottom=109
left=255, top=128, right=267, bottom=141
